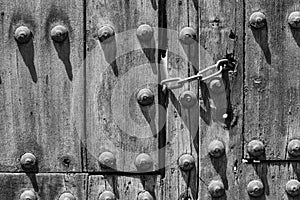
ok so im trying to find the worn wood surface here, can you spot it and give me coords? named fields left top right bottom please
left=198, top=0, right=244, bottom=199
left=0, top=173, right=87, bottom=199
left=0, top=0, right=84, bottom=172
left=244, top=1, right=300, bottom=160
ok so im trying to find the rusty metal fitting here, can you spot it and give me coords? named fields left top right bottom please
left=136, top=88, right=155, bottom=106
left=98, top=25, right=115, bottom=43
left=288, top=12, right=300, bottom=29
left=247, top=140, right=264, bottom=158
left=14, top=26, right=32, bottom=44
left=99, top=191, right=116, bottom=200
left=208, top=140, right=225, bottom=158
left=20, top=190, right=37, bottom=200
left=249, top=12, right=266, bottom=29
left=51, top=25, right=68, bottom=42
left=98, top=151, right=116, bottom=169
left=247, top=180, right=264, bottom=197
left=179, top=27, right=197, bottom=45
left=208, top=180, right=225, bottom=198
left=288, top=139, right=300, bottom=157
left=20, top=153, right=36, bottom=169
left=286, top=179, right=300, bottom=197
left=134, top=153, right=153, bottom=172
left=136, top=24, right=154, bottom=41
left=178, top=154, right=195, bottom=171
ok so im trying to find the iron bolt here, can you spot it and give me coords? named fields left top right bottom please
left=247, top=140, right=264, bottom=158
left=134, top=153, right=153, bottom=172
left=137, top=191, right=154, bottom=200
left=137, top=88, right=155, bottom=106
left=208, top=180, right=225, bottom=198
left=286, top=179, right=300, bottom=197
left=51, top=25, right=68, bottom=42
left=14, top=26, right=32, bottom=44
left=179, top=91, right=197, bottom=108
left=209, top=78, right=225, bottom=94
left=249, top=12, right=266, bottom=29
left=136, top=24, right=154, bottom=41
left=20, top=190, right=37, bottom=200
left=20, top=153, right=36, bottom=169
left=178, top=154, right=195, bottom=171
left=98, top=151, right=116, bottom=168
left=247, top=180, right=264, bottom=197
left=208, top=140, right=225, bottom=158
left=179, top=27, right=197, bottom=45
left=288, top=139, right=300, bottom=157
left=98, top=25, right=115, bottom=43
left=99, top=191, right=116, bottom=200
left=288, top=12, right=300, bottom=29
left=59, top=193, right=75, bottom=200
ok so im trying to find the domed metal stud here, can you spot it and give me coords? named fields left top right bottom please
left=136, top=24, right=154, bottom=41
left=136, top=88, right=155, bottom=106
left=249, top=12, right=266, bottom=29
left=14, top=26, right=32, bottom=44
left=98, top=25, right=115, bottom=43
left=20, top=190, right=37, bottom=200
left=288, top=11, right=300, bottom=29
left=20, top=153, right=36, bottom=169
left=50, top=25, right=68, bottom=43
left=286, top=179, right=300, bottom=197
left=208, top=180, right=225, bottom=198
left=209, top=78, right=225, bottom=94
left=179, top=91, right=197, bottom=108
left=98, top=151, right=116, bottom=169
left=247, top=180, right=264, bottom=197
left=137, top=191, right=154, bottom=200
left=247, top=140, right=265, bottom=158
left=288, top=139, right=300, bottom=157
left=208, top=140, right=225, bottom=158
left=179, top=27, right=197, bottom=45
left=134, top=153, right=153, bottom=172
left=178, top=154, right=195, bottom=171
left=99, top=191, right=116, bottom=200
left=58, top=193, right=76, bottom=200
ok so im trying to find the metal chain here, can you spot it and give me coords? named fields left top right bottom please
left=160, top=59, right=234, bottom=89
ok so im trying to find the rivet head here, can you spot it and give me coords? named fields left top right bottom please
left=208, top=180, right=225, bottom=198
left=136, top=24, right=154, bottom=41
left=247, top=180, right=264, bottom=197
left=14, top=26, right=32, bottom=44
left=247, top=140, right=264, bottom=158
left=134, top=153, right=153, bottom=172
left=249, top=12, right=266, bottom=29
left=99, top=191, right=116, bottom=200
left=179, top=27, right=197, bottom=45
left=20, top=190, right=37, bottom=200
left=137, top=191, right=154, bottom=200
left=209, top=78, right=225, bottom=94
left=59, top=193, right=76, bottom=200
left=179, top=91, right=197, bottom=108
left=288, top=139, right=300, bottom=157
left=288, top=12, right=300, bottom=29
left=20, top=153, right=36, bottom=169
left=178, top=154, right=195, bottom=171
left=50, top=25, right=68, bottom=42
left=208, top=140, right=225, bottom=158
left=98, top=152, right=116, bottom=169
left=98, top=25, right=115, bottom=43
left=136, top=88, right=155, bottom=106
left=286, top=179, right=300, bottom=197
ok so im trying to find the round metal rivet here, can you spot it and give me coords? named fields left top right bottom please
left=208, top=140, right=225, bottom=158
left=179, top=27, right=197, bottom=45
left=179, top=91, right=197, bottom=108
left=136, top=88, right=155, bottom=106
left=249, top=12, right=266, bottom=29
left=136, top=24, right=154, bottom=41
left=51, top=25, right=68, bottom=42
left=99, top=191, right=116, bottom=200
left=178, top=154, right=195, bottom=171
left=14, top=26, right=32, bottom=44
left=209, top=78, right=225, bottom=94
left=288, top=139, right=300, bottom=157
left=98, top=26, right=115, bottom=43
left=288, top=12, right=300, bottom=29
left=20, top=153, right=36, bottom=169
left=208, top=180, right=225, bottom=198
left=286, top=179, right=300, bottom=197
left=59, top=193, right=75, bottom=200
left=20, top=190, right=37, bottom=200
left=247, top=140, right=264, bottom=158
left=98, top=152, right=116, bottom=169
left=247, top=180, right=264, bottom=197
left=134, top=153, right=153, bottom=172
left=137, top=191, right=154, bottom=200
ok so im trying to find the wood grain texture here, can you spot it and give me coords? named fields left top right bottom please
left=161, top=0, right=199, bottom=199
left=0, top=0, right=84, bottom=172
left=0, top=173, right=87, bottom=199
left=86, top=0, right=159, bottom=172
left=198, top=0, right=244, bottom=199
left=88, top=175, right=160, bottom=200
left=244, top=1, right=300, bottom=160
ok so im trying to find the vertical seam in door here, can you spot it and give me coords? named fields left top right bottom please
left=241, top=0, right=246, bottom=160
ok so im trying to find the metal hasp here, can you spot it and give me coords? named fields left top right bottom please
left=247, top=180, right=264, bottom=197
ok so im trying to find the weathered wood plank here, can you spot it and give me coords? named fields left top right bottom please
left=244, top=0, right=300, bottom=160
left=198, top=0, right=244, bottom=199
left=0, top=0, right=84, bottom=172
left=0, top=173, right=87, bottom=199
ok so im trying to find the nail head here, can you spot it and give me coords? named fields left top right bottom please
left=247, top=180, right=264, bottom=197
left=208, top=180, right=225, bottom=198
left=178, top=154, right=195, bottom=171
left=134, top=153, right=153, bottom=172
left=288, top=139, right=300, bottom=157
left=179, top=27, right=197, bottom=45
left=286, top=179, right=300, bottom=197
left=247, top=140, right=264, bottom=158
left=137, top=191, right=154, bottom=200
left=98, top=151, right=116, bottom=169
left=14, top=26, right=32, bottom=44
left=20, top=190, right=37, bottom=200
left=137, top=88, right=155, bottom=106
left=59, top=193, right=76, bottom=200
left=208, top=140, right=225, bottom=158
left=20, top=153, right=36, bottom=169
left=98, top=25, right=115, bottom=43
left=179, top=91, right=197, bottom=108
left=209, top=78, right=225, bottom=94
left=288, top=12, right=300, bottom=29
left=249, top=12, right=266, bottom=29
left=99, top=191, right=116, bottom=200
left=51, top=25, right=68, bottom=42
left=136, top=24, right=154, bottom=41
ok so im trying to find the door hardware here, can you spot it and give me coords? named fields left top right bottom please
left=179, top=27, right=197, bottom=45
left=178, top=154, right=195, bottom=171
left=179, top=91, right=197, bottom=108
left=20, top=153, right=36, bottom=170
left=208, top=140, right=225, bottom=158
left=98, top=25, right=115, bottom=43
left=99, top=191, right=116, bottom=200
left=287, top=139, right=300, bottom=157
left=20, top=190, right=37, bottom=200
left=247, top=140, right=265, bottom=158
left=134, top=153, right=153, bottom=172
left=208, top=180, right=225, bottom=198
left=14, top=26, right=32, bottom=44
left=288, top=11, right=300, bottom=29
left=249, top=12, right=266, bottom=29
left=136, top=88, right=155, bottom=106
left=98, top=152, right=116, bottom=169
left=247, top=180, right=264, bottom=197
left=59, top=193, right=76, bottom=200
left=51, top=25, right=68, bottom=43
left=136, top=24, right=154, bottom=41
left=286, top=179, right=300, bottom=197
left=137, top=191, right=154, bottom=200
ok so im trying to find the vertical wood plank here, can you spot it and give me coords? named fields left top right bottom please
left=198, top=0, right=244, bottom=199
left=244, top=0, right=300, bottom=160
left=0, top=0, right=84, bottom=172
